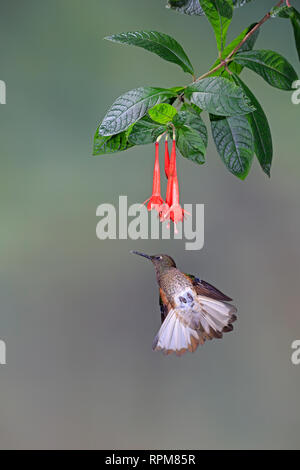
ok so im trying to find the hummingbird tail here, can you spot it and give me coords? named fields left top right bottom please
left=152, top=309, right=200, bottom=357
left=195, top=296, right=237, bottom=338
left=152, top=294, right=237, bottom=356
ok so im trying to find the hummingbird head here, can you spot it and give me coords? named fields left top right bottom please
left=131, top=251, right=176, bottom=273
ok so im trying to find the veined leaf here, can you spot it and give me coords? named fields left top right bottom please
left=174, top=106, right=208, bottom=147
left=199, top=0, right=234, bottom=53
left=233, top=0, right=255, bottom=6
left=169, top=86, right=185, bottom=94
left=182, top=102, right=203, bottom=115
left=224, top=23, right=259, bottom=57
left=211, top=23, right=259, bottom=76
left=210, top=114, right=254, bottom=179
left=128, top=117, right=165, bottom=145
left=166, top=0, right=204, bottom=16
left=291, top=9, right=300, bottom=61
left=238, top=23, right=260, bottom=53
left=148, top=103, right=178, bottom=124
left=233, top=74, right=272, bottom=176
left=188, top=76, right=255, bottom=116
left=172, top=107, right=207, bottom=164
left=166, top=0, right=256, bottom=16
left=270, top=5, right=291, bottom=18
left=176, top=126, right=206, bottom=164
left=105, top=31, right=194, bottom=75
left=234, top=50, right=298, bottom=90
left=271, top=7, right=300, bottom=62
left=93, top=129, right=134, bottom=156
left=98, top=87, right=177, bottom=136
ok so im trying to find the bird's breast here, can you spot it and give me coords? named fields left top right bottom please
left=159, top=268, right=194, bottom=306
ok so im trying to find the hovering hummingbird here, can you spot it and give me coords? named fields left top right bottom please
left=131, top=251, right=237, bottom=356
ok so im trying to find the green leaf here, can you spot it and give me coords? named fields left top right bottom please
left=105, top=31, right=194, bottom=75
left=176, top=126, right=206, bottom=164
left=238, top=24, right=260, bottom=53
left=166, top=0, right=204, bottom=16
left=291, top=9, right=300, bottom=61
left=270, top=5, right=291, bottom=18
left=233, top=0, right=255, bottom=7
left=210, top=23, right=259, bottom=76
left=210, top=114, right=254, bottom=179
left=174, top=106, right=208, bottom=147
left=128, top=117, right=165, bottom=145
left=188, top=77, right=255, bottom=116
left=272, top=7, right=300, bottom=61
left=233, top=75, right=272, bottom=176
left=171, top=107, right=208, bottom=164
left=234, top=50, right=298, bottom=90
left=199, top=0, right=233, bottom=52
left=169, top=86, right=186, bottom=94
left=93, top=129, right=134, bottom=156
left=182, top=102, right=203, bottom=115
left=166, top=0, right=256, bottom=16
left=148, top=103, right=178, bottom=124
left=98, top=87, right=177, bottom=136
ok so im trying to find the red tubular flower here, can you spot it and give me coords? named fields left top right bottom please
left=161, top=139, right=188, bottom=226
left=165, top=138, right=176, bottom=207
left=286, top=0, right=291, bottom=6
left=142, top=141, right=165, bottom=212
left=164, top=138, right=170, bottom=179
left=169, top=175, right=185, bottom=224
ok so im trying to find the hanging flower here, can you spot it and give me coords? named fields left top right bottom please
left=141, top=129, right=189, bottom=226
left=142, top=141, right=165, bottom=212
left=164, top=136, right=170, bottom=179
left=165, top=137, right=176, bottom=207
left=161, top=137, right=188, bottom=225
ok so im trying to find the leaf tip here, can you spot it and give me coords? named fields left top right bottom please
left=237, top=173, right=248, bottom=181
left=98, top=126, right=108, bottom=137
left=235, top=167, right=251, bottom=181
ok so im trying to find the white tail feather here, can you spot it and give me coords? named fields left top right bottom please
left=153, top=310, right=199, bottom=355
left=153, top=295, right=237, bottom=356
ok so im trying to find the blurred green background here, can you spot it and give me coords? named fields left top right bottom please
left=0, top=0, right=300, bottom=450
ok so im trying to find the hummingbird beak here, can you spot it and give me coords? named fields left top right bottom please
left=130, top=250, right=152, bottom=260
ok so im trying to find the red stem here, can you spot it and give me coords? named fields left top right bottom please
left=192, top=0, right=285, bottom=83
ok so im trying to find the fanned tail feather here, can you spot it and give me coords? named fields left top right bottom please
left=153, top=295, right=237, bottom=356
left=152, top=310, right=200, bottom=356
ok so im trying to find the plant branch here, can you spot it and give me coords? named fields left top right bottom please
left=192, top=0, right=286, bottom=83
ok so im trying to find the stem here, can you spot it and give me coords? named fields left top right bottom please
left=192, top=0, right=285, bottom=84
left=156, top=131, right=167, bottom=143
left=169, top=122, right=176, bottom=140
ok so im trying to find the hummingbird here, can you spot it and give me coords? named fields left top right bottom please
left=131, top=251, right=237, bottom=356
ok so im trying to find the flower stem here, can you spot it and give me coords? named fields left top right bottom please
left=156, top=131, right=167, bottom=143
left=191, top=0, right=285, bottom=84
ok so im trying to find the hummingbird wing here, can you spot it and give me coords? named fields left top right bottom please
left=185, top=274, right=233, bottom=301
left=153, top=287, right=237, bottom=356
left=159, top=288, right=172, bottom=324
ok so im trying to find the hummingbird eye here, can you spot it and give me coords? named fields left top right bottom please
left=155, top=256, right=163, bottom=260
